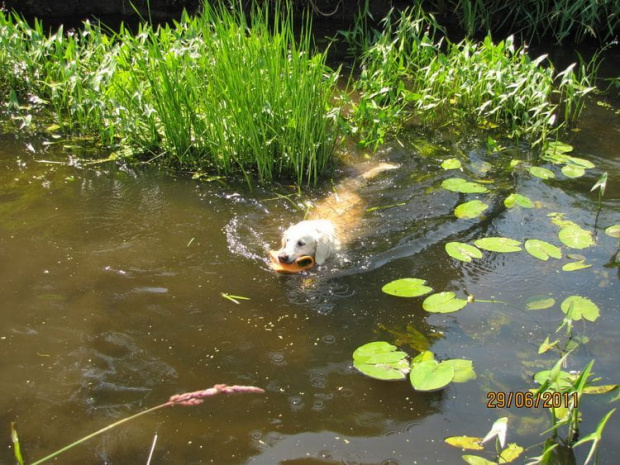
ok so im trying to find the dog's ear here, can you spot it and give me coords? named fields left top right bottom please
left=314, top=232, right=333, bottom=265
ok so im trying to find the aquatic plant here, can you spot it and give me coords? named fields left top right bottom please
left=0, top=3, right=340, bottom=186
left=13, top=384, right=264, bottom=465
left=442, top=0, right=620, bottom=45
left=347, top=6, right=598, bottom=149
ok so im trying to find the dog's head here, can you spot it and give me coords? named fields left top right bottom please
left=277, top=220, right=336, bottom=266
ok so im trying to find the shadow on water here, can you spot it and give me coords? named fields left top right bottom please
left=1, top=92, right=619, bottom=463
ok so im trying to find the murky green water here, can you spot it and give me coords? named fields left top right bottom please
left=1, top=75, right=620, bottom=463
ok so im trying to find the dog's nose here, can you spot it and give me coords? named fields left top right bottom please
left=278, top=253, right=290, bottom=264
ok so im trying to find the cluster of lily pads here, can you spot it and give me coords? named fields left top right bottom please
left=352, top=341, right=476, bottom=391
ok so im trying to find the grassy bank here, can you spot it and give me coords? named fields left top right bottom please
left=0, top=2, right=604, bottom=184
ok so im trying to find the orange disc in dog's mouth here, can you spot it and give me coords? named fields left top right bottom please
left=269, top=250, right=315, bottom=274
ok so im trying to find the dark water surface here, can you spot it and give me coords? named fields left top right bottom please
left=1, top=92, right=620, bottom=463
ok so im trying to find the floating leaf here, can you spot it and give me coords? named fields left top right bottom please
left=534, top=370, right=575, bottom=391
left=441, top=158, right=462, bottom=170
left=423, top=292, right=468, bottom=313
left=561, top=296, right=600, bottom=322
left=525, top=295, right=555, bottom=310
left=410, top=360, right=454, bottom=391
left=353, top=342, right=410, bottom=381
left=455, top=200, right=489, bottom=219
left=474, top=237, right=522, bottom=253
left=411, top=350, right=436, bottom=366
left=561, top=164, right=585, bottom=178
left=462, top=455, right=496, bottom=465
left=499, top=443, right=525, bottom=463
left=445, top=242, right=483, bottom=262
left=558, top=226, right=594, bottom=249
left=530, top=166, right=555, bottom=180
left=604, top=225, right=620, bottom=238
left=445, top=436, right=484, bottom=450
left=524, top=239, right=562, bottom=261
left=442, top=359, right=476, bottom=383
left=546, top=141, right=573, bottom=154
left=382, top=278, right=432, bottom=298
left=441, top=178, right=489, bottom=194
left=504, top=193, right=534, bottom=208
left=562, top=260, right=592, bottom=271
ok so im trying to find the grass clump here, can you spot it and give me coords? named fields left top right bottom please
left=347, top=7, right=597, bottom=149
left=0, top=3, right=340, bottom=186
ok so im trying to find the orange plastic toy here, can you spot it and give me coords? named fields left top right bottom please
left=269, top=250, right=315, bottom=274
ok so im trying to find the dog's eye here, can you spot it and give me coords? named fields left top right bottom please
left=297, top=240, right=305, bottom=247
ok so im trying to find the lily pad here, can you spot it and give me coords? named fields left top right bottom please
left=499, top=443, right=525, bottom=463
left=382, top=278, right=432, bottom=298
left=441, top=178, right=489, bottom=194
left=445, top=242, right=483, bottom=262
left=462, top=455, right=496, bottom=465
left=441, top=158, right=462, bottom=170
left=546, top=140, right=573, bottom=154
left=504, top=193, right=534, bottom=208
left=525, top=295, right=555, bottom=310
left=353, top=342, right=410, bottom=381
left=441, top=359, right=476, bottom=383
left=558, top=226, right=594, bottom=249
left=410, top=360, right=454, bottom=391
left=455, top=200, right=489, bottom=219
left=560, top=296, right=600, bottom=322
left=423, top=292, right=468, bottom=313
left=562, top=260, right=592, bottom=271
left=605, top=224, right=620, bottom=238
left=561, top=164, right=585, bottom=178
left=474, top=237, right=522, bottom=253
left=445, top=436, right=484, bottom=450
left=524, top=239, right=562, bottom=261
left=530, top=166, right=555, bottom=180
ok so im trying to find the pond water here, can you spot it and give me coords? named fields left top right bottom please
left=1, top=68, right=620, bottom=464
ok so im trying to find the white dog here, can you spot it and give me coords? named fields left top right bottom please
left=277, top=219, right=339, bottom=266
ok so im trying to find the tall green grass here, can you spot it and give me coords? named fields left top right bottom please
left=446, top=0, right=619, bottom=44
left=348, top=7, right=597, bottom=148
left=0, top=4, right=340, bottom=186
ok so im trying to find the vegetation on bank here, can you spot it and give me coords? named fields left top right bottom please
left=0, top=1, right=611, bottom=184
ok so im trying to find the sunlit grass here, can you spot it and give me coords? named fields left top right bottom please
left=0, top=4, right=340, bottom=186
left=347, top=7, right=597, bottom=148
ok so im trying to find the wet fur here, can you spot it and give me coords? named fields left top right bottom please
left=277, top=162, right=398, bottom=266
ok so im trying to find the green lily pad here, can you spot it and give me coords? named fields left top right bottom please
left=604, top=224, right=620, bottom=238
left=441, top=178, right=489, bottom=194
left=534, top=369, right=575, bottom=391
left=560, top=296, right=600, bottom=322
left=382, top=278, right=433, bottom=298
left=558, top=226, right=594, bottom=249
left=530, top=166, right=555, bottom=180
left=462, top=455, right=497, bottom=465
left=353, top=342, right=410, bottom=381
left=561, top=164, right=586, bottom=178
left=524, top=239, right=562, bottom=261
left=441, top=158, right=462, bottom=170
left=562, top=260, right=592, bottom=271
left=455, top=200, right=489, bottom=219
left=410, top=360, right=454, bottom=391
left=445, top=436, right=484, bottom=450
left=525, top=295, right=555, bottom=310
left=504, top=193, right=534, bottom=208
left=441, top=359, right=476, bottom=383
left=423, top=292, right=468, bottom=313
left=474, top=237, right=522, bottom=253
left=445, top=242, right=483, bottom=262
left=546, top=140, right=573, bottom=154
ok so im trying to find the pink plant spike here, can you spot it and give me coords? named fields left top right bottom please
left=168, top=384, right=265, bottom=406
